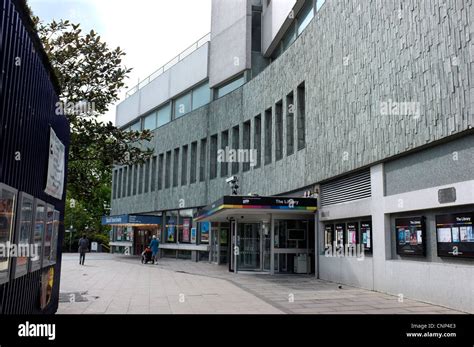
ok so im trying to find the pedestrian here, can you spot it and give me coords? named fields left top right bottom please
left=149, top=235, right=160, bottom=264
left=78, top=234, right=89, bottom=265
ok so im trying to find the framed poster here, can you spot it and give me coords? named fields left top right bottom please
left=182, top=218, right=191, bottom=243
left=335, top=223, right=345, bottom=250
left=13, top=192, right=34, bottom=279
left=360, top=220, right=373, bottom=253
left=42, top=205, right=54, bottom=268
left=395, top=217, right=426, bottom=256
left=324, top=224, right=334, bottom=250
left=0, top=183, right=17, bottom=284
left=346, top=222, right=358, bottom=246
left=190, top=228, right=197, bottom=243
left=436, top=212, right=474, bottom=258
left=31, top=199, right=46, bottom=272
left=40, top=267, right=54, bottom=310
left=50, top=210, right=60, bottom=265
left=200, top=222, right=210, bottom=243
left=167, top=221, right=176, bottom=242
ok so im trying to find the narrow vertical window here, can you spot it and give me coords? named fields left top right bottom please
left=151, top=156, right=157, bottom=191
left=112, top=170, right=117, bottom=199
left=138, top=164, right=144, bottom=194
left=286, top=91, right=294, bottom=156
left=117, top=169, right=122, bottom=199
left=210, top=134, right=218, bottom=179
left=264, top=108, right=272, bottom=165
left=173, top=148, right=180, bottom=187
left=132, top=165, right=137, bottom=195
left=200, top=138, right=207, bottom=182
left=297, top=82, right=306, bottom=150
left=122, top=167, right=128, bottom=197
left=158, top=154, right=164, bottom=190
left=181, top=145, right=188, bottom=186
left=254, top=115, right=261, bottom=168
left=127, top=165, right=132, bottom=196
left=144, top=159, right=150, bottom=193
left=165, top=151, right=171, bottom=189
left=275, top=100, right=283, bottom=161
left=190, top=142, right=197, bottom=184
left=232, top=125, right=240, bottom=174
left=243, top=121, right=251, bottom=172
left=220, top=130, right=229, bottom=177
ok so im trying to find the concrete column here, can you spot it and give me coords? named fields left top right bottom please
left=370, top=164, right=390, bottom=292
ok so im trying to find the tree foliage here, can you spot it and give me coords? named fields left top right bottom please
left=31, top=16, right=153, bottom=205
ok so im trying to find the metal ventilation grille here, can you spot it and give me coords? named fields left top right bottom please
left=320, top=169, right=371, bottom=206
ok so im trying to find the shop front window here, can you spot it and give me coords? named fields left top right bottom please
left=0, top=184, right=16, bottom=284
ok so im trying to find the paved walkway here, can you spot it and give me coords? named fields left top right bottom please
left=57, top=253, right=464, bottom=314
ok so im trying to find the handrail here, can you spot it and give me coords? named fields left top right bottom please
left=125, top=32, right=211, bottom=98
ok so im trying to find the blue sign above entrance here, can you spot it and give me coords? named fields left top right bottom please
left=101, top=214, right=162, bottom=225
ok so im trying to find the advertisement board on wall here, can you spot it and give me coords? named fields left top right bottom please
left=395, top=217, right=425, bottom=256
left=44, top=128, right=65, bottom=200
left=14, top=192, right=34, bottom=278
left=182, top=218, right=190, bottom=243
left=360, top=220, right=372, bottom=253
left=436, top=212, right=474, bottom=258
left=200, top=222, right=210, bottom=243
left=0, top=184, right=17, bottom=284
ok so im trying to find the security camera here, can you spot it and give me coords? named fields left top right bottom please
left=226, top=176, right=238, bottom=184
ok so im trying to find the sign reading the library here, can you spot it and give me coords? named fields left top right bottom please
left=44, top=128, right=65, bottom=200
left=436, top=212, right=474, bottom=258
left=395, top=217, right=425, bottom=256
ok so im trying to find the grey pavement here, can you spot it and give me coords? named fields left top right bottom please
left=57, top=253, right=465, bottom=314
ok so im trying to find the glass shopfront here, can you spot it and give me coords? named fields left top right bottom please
left=274, top=219, right=314, bottom=273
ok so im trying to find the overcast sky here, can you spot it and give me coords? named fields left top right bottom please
left=29, top=0, right=212, bottom=124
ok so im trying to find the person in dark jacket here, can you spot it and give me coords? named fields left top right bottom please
left=78, top=234, right=89, bottom=265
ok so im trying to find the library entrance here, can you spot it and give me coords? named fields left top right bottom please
left=195, top=195, right=317, bottom=274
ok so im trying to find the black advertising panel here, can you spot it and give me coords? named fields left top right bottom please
left=360, top=221, right=372, bottom=253
left=335, top=223, right=345, bottom=250
left=395, top=217, right=425, bottom=256
left=324, top=224, right=334, bottom=249
left=436, top=212, right=474, bottom=258
left=346, top=222, right=358, bottom=246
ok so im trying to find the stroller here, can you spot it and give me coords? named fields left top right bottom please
left=141, top=247, right=154, bottom=264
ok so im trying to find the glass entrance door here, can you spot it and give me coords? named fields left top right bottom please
left=237, top=223, right=261, bottom=271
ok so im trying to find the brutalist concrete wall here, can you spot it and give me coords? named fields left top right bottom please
left=112, top=0, right=473, bottom=215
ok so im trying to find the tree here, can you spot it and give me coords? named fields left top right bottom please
left=31, top=16, right=154, bottom=203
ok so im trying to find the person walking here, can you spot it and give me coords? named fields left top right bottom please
left=149, top=235, right=160, bottom=265
left=78, top=234, right=89, bottom=265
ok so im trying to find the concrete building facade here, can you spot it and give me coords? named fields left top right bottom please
left=108, top=0, right=474, bottom=313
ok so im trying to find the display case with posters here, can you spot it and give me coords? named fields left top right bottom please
left=0, top=183, right=17, bottom=284
left=12, top=192, right=34, bottom=278
left=335, top=223, right=345, bottom=250
left=40, top=267, right=54, bottom=310
left=200, top=221, right=210, bottom=243
left=436, top=212, right=474, bottom=258
left=30, top=199, right=46, bottom=271
left=324, top=224, right=334, bottom=250
left=42, top=205, right=54, bottom=267
left=50, top=210, right=60, bottom=264
left=395, top=216, right=426, bottom=256
left=360, top=220, right=373, bottom=253
left=346, top=222, right=358, bottom=246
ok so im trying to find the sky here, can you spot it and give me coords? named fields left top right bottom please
left=29, top=0, right=212, bottom=124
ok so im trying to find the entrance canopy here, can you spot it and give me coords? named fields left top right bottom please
left=195, top=195, right=317, bottom=223
left=101, top=214, right=162, bottom=226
